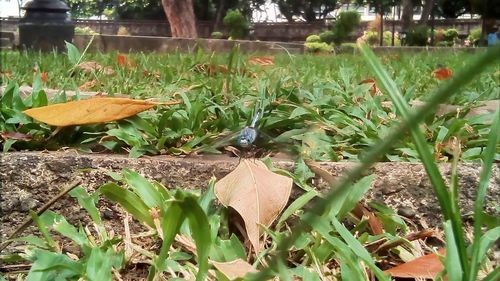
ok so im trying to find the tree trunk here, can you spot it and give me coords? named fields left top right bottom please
left=419, top=0, right=434, bottom=25
left=379, top=11, right=384, bottom=46
left=161, top=0, right=197, bottom=38
left=213, top=0, right=226, bottom=31
left=401, top=0, right=414, bottom=30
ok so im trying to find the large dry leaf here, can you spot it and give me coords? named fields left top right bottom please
left=384, top=248, right=445, bottom=279
left=77, top=61, right=114, bottom=75
left=215, top=159, right=292, bottom=253
left=212, top=259, right=257, bottom=280
left=248, top=56, right=275, bottom=66
left=23, top=97, right=181, bottom=126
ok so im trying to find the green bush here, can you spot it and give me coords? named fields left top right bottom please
left=436, top=41, right=453, bottom=47
left=363, top=31, right=400, bottom=46
left=319, top=30, right=335, bottom=44
left=305, top=34, right=321, bottom=43
left=468, top=27, right=482, bottom=43
left=75, top=26, right=99, bottom=35
left=211, top=31, right=223, bottom=39
left=332, top=10, right=361, bottom=44
left=404, top=25, right=429, bottom=46
left=223, top=9, right=249, bottom=39
left=304, top=42, right=333, bottom=53
left=443, top=28, right=459, bottom=42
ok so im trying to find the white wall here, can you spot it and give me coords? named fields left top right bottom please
left=0, top=0, right=22, bottom=18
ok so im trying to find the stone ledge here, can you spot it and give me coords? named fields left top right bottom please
left=1, top=151, right=498, bottom=243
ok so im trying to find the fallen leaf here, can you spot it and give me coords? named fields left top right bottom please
left=215, top=159, right=292, bottom=253
left=79, top=79, right=100, bottom=91
left=143, top=70, right=161, bottom=79
left=212, top=259, right=257, bottom=280
left=193, top=63, right=229, bottom=76
left=0, top=71, right=13, bottom=79
left=77, top=61, right=114, bottom=75
left=352, top=204, right=384, bottom=235
left=432, top=67, right=453, bottom=80
left=359, top=78, right=379, bottom=96
left=248, top=56, right=274, bottom=66
left=384, top=248, right=445, bottom=279
left=23, top=97, right=181, bottom=126
left=40, top=72, right=48, bottom=83
left=117, top=53, right=136, bottom=68
left=0, top=131, right=33, bottom=141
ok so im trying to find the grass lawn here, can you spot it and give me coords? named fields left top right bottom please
left=1, top=49, right=499, bottom=160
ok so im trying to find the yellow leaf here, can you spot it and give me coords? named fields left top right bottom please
left=212, top=259, right=257, bottom=280
left=23, top=97, right=181, bottom=126
left=215, top=159, right=292, bottom=253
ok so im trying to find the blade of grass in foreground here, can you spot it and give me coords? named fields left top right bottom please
left=247, top=44, right=500, bottom=280
left=358, top=43, right=468, bottom=275
left=468, top=108, right=500, bottom=281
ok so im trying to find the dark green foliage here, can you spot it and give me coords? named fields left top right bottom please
left=272, top=0, right=340, bottom=22
left=404, top=25, right=429, bottom=46
left=443, top=28, right=459, bottom=42
left=319, top=30, right=335, bottom=44
left=211, top=31, right=224, bottom=39
left=305, top=34, right=321, bottom=43
left=331, top=10, right=361, bottom=44
left=223, top=9, right=249, bottom=39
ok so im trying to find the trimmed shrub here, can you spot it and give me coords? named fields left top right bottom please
left=443, top=28, right=459, bottom=42
left=211, top=31, right=223, bottom=39
left=404, top=25, right=429, bottom=46
left=331, top=10, right=361, bottom=44
left=75, top=26, right=99, bottom=35
left=306, top=34, right=321, bottom=43
left=223, top=9, right=249, bottom=39
left=361, top=31, right=400, bottom=46
left=304, top=42, right=333, bottom=53
left=319, top=30, right=335, bottom=44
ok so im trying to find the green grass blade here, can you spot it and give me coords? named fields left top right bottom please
left=359, top=43, right=469, bottom=273
left=468, top=109, right=500, bottom=281
left=247, top=43, right=500, bottom=281
left=331, top=217, right=389, bottom=281
left=444, top=220, right=463, bottom=280
left=483, top=267, right=500, bottom=281
left=180, top=195, right=211, bottom=281
left=123, top=169, right=164, bottom=208
left=99, top=183, right=154, bottom=228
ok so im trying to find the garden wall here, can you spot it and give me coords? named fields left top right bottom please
left=72, top=34, right=305, bottom=54
left=72, top=34, right=487, bottom=54
left=0, top=17, right=481, bottom=42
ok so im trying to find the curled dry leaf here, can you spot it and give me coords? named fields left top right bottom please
left=23, top=97, right=182, bottom=126
left=432, top=67, right=453, bottom=80
left=215, top=159, right=292, bottom=253
left=79, top=79, right=100, bottom=91
left=384, top=248, right=445, bottom=279
left=212, top=259, right=257, bottom=280
left=117, top=53, right=136, bottom=68
left=77, top=61, right=114, bottom=75
left=40, top=72, right=48, bottom=83
left=0, top=131, right=33, bottom=141
left=359, top=78, right=379, bottom=96
left=248, top=56, right=275, bottom=66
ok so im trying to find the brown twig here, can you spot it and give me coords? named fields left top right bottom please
left=0, top=179, right=82, bottom=253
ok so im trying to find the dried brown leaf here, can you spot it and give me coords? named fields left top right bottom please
left=23, top=97, right=181, bottom=126
left=384, top=248, right=445, bottom=279
left=212, top=259, right=257, bottom=280
left=215, top=159, right=292, bottom=253
left=77, top=61, right=114, bottom=75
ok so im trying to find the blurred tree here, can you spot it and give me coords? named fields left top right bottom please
left=65, top=0, right=114, bottom=18
left=272, top=0, right=340, bottom=22
left=161, top=0, right=197, bottom=37
left=356, top=0, right=401, bottom=45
